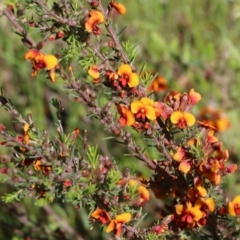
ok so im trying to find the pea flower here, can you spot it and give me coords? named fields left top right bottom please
left=85, top=10, right=104, bottom=36
left=117, top=64, right=139, bottom=88
left=91, top=208, right=111, bottom=224
left=24, top=49, right=58, bottom=82
left=131, top=97, right=156, bottom=121
left=106, top=212, right=132, bottom=236
left=116, top=103, right=135, bottom=126
left=170, top=111, right=195, bottom=128
left=110, top=0, right=126, bottom=15
left=228, top=195, right=240, bottom=216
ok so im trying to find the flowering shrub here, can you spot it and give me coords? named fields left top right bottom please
left=0, top=1, right=239, bottom=239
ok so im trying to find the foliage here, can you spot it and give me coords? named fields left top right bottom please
left=0, top=0, right=240, bottom=240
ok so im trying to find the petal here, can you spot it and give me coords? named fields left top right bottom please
left=233, top=195, right=240, bottom=204
left=90, top=10, right=104, bottom=23
left=216, top=118, right=230, bottom=132
left=130, top=101, right=144, bottom=114
left=111, top=0, right=127, bottom=15
left=197, top=186, right=207, bottom=197
left=115, top=213, right=132, bottom=223
left=88, top=65, right=100, bottom=79
left=145, top=105, right=156, bottom=120
left=118, top=64, right=132, bottom=76
left=188, top=88, right=201, bottom=105
left=170, top=111, right=183, bottom=124
left=173, top=147, right=185, bottom=162
left=189, top=207, right=203, bottom=221
left=175, top=204, right=184, bottom=215
left=138, top=186, right=150, bottom=201
left=228, top=202, right=236, bottom=216
left=179, top=160, right=191, bottom=174
left=106, top=220, right=115, bottom=233
left=140, top=97, right=154, bottom=106
left=24, top=49, right=39, bottom=60
left=43, top=55, right=58, bottom=70
left=128, top=72, right=139, bottom=88
left=183, top=112, right=196, bottom=126
left=91, top=208, right=102, bottom=218
left=125, top=110, right=135, bottom=126
left=205, top=198, right=215, bottom=212
left=85, top=18, right=95, bottom=32
left=48, top=69, right=56, bottom=82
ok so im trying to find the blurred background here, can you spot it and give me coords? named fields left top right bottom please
left=1, top=0, right=240, bottom=239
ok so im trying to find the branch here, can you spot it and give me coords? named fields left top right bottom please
left=2, top=8, right=36, bottom=47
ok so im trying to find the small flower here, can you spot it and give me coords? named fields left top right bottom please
left=91, top=208, right=111, bottom=224
left=188, top=89, right=201, bottom=105
left=110, top=0, right=126, bottom=15
left=194, top=198, right=215, bottom=213
left=170, top=111, right=195, bottom=128
left=117, top=64, right=139, bottom=88
left=175, top=201, right=203, bottom=228
left=116, top=104, right=135, bottom=126
left=106, top=212, right=131, bottom=236
left=88, top=65, right=100, bottom=80
left=188, top=186, right=207, bottom=200
left=173, top=147, right=185, bottom=162
left=148, top=75, right=167, bottom=92
left=131, top=97, right=156, bottom=121
left=33, top=159, right=52, bottom=175
left=179, top=160, right=191, bottom=174
left=24, top=49, right=58, bottom=82
left=228, top=195, right=240, bottom=216
left=85, top=10, right=104, bottom=35
left=128, top=179, right=150, bottom=204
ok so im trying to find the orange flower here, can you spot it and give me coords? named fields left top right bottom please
left=170, top=111, right=195, bottom=128
left=148, top=75, right=167, bottom=92
left=88, top=65, right=100, bottom=80
left=188, top=88, right=201, bottom=105
left=193, top=198, right=215, bottom=227
left=128, top=179, right=150, bottom=204
left=33, top=159, right=52, bottom=175
left=228, top=195, right=240, bottom=216
left=198, top=107, right=230, bottom=132
left=24, top=49, right=58, bottom=82
left=91, top=209, right=111, bottom=224
left=179, top=160, right=191, bottom=174
left=188, top=186, right=207, bottom=200
left=116, top=104, right=135, bottom=126
left=194, top=198, right=215, bottom=213
left=131, top=97, right=156, bottom=121
left=173, top=147, right=185, bottom=162
left=106, top=212, right=131, bottom=236
left=110, top=0, right=126, bottom=15
left=117, top=64, right=139, bottom=88
left=85, top=10, right=104, bottom=35
left=227, top=164, right=237, bottom=173
left=175, top=201, right=203, bottom=228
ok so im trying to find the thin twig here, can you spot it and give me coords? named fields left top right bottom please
left=34, top=0, right=76, bottom=26
left=2, top=8, right=36, bottom=47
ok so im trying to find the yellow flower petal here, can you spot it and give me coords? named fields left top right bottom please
left=170, top=111, right=183, bottom=124
left=115, top=213, right=132, bottom=223
left=43, top=55, right=58, bottom=70
left=183, top=112, right=196, bottom=127
left=128, top=72, right=139, bottom=88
